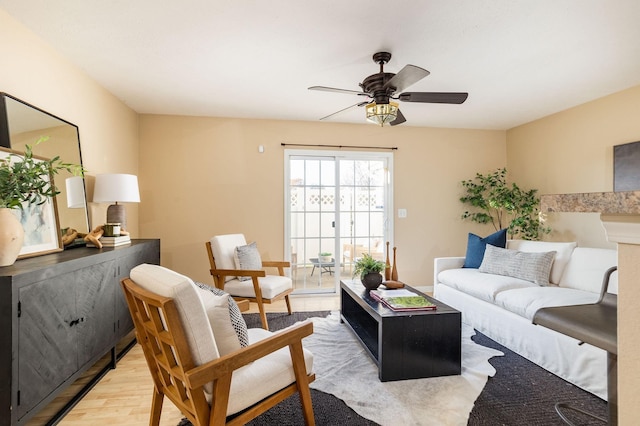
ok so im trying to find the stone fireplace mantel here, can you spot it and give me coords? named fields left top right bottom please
left=540, top=190, right=640, bottom=215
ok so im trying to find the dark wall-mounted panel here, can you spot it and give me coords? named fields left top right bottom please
left=614, top=141, right=640, bottom=192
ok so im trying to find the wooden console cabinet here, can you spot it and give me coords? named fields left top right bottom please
left=0, top=239, right=160, bottom=425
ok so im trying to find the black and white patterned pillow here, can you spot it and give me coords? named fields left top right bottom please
left=195, top=282, right=249, bottom=347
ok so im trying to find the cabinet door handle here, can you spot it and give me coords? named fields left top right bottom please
left=69, top=318, right=84, bottom=327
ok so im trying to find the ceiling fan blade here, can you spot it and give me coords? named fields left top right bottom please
left=398, top=92, right=468, bottom=104
left=383, top=65, right=430, bottom=93
left=309, top=86, right=367, bottom=96
left=320, top=101, right=369, bottom=121
left=390, top=109, right=406, bottom=126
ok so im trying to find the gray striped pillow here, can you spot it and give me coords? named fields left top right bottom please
left=479, top=244, right=556, bottom=286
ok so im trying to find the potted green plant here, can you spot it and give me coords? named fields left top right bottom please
left=0, top=138, right=83, bottom=266
left=319, top=252, right=332, bottom=263
left=353, top=253, right=386, bottom=290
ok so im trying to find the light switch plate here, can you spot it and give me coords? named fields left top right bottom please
left=398, top=208, right=407, bottom=218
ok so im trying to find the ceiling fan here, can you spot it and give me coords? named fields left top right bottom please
left=309, top=52, right=468, bottom=126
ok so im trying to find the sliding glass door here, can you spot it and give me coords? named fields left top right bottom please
left=285, top=149, right=393, bottom=294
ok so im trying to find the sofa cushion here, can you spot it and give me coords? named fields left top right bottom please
left=558, top=247, right=618, bottom=293
left=479, top=245, right=556, bottom=286
left=437, top=268, right=537, bottom=303
left=463, top=228, right=507, bottom=268
left=507, top=240, right=577, bottom=284
left=494, top=286, right=600, bottom=320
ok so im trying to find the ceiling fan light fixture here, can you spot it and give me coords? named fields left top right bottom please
left=365, top=101, right=399, bottom=126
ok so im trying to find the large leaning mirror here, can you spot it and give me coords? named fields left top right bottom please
left=0, top=93, right=90, bottom=246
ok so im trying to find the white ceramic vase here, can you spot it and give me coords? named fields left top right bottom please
left=0, top=208, right=25, bottom=267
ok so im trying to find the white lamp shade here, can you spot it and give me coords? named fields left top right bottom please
left=65, top=176, right=86, bottom=209
left=93, top=174, right=141, bottom=203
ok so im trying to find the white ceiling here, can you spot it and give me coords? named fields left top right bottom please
left=2, top=0, right=640, bottom=130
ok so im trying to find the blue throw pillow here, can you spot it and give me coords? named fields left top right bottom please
left=462, top=228, right=508, bottom=268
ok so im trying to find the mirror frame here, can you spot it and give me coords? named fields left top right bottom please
left=0, top=92, right=90, bottom=248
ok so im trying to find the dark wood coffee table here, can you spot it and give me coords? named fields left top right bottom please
left=340, top=280, right=461, bottom=382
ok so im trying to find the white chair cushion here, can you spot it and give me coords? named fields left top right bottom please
left=210, top=234, right=248, bottom=282
left=507, top=240, right=577, bottom=284
left=222, top=327, right=314, bottom=416
left=195, top=287, right=242, bottom=356
left=224, top=275, right=293, bottom=299
left=437, top=268, right=537, bottom=303
left=558, top=247, right=618, bottom=293
left=129, top=264, right=219, bottom=392
left=494, top=286, right=600, bottom=320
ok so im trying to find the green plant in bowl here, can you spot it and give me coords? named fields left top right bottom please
left=353, top=253, right=385, bottom=279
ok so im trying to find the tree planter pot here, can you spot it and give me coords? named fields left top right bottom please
left=0, top=208, right=24, bottom=267
left=361, top=272, right=383, bottom=290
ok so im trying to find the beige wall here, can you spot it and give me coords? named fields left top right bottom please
left=0, top=9, right=140, bottom=234
left=506, top=84, right=640, bottom=423
left=138, top=115, right=505, bottom=284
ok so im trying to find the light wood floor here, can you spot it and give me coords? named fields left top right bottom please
left=44, top=294, right=340, bottom=426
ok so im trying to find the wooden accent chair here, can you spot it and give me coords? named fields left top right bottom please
left=121, top=263, right=315, bottom=426
left=206, top=234, right=293, bottom=330
left=342, top=242, right=385, bottom=275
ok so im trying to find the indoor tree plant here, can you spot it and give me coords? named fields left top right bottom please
left=0, top=138, right=83, bottom=266
left=459, top=167, right=550, bottom=240
left=353, top=253, right=386, bottom=290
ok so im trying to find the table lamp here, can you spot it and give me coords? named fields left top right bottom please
left=93, top=173, right=140, bottom=230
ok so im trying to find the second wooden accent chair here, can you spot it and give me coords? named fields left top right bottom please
left=206, top=234, right=293, bottom=330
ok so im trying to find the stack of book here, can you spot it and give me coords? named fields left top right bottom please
left=370, top=288, right=437, bottom=311
left=87, top=235, right=131, bottom=248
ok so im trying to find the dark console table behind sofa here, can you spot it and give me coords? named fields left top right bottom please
left=0, top=239, right=160, bottom=425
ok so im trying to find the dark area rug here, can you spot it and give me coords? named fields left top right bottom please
left=179, top=311, right=608, bottom=426
left=468, top=333, right=607, bottom=425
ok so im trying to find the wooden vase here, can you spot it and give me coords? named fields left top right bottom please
left=391, top=246, right=398, bottom=281
left=385, top=241, right=391, bottom=281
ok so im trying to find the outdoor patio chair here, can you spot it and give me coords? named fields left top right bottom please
left=121, top=263, right=315, bottom=426
left=206, top=234, right=293, bottom=330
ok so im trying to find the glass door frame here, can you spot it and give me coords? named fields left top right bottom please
left=284, top=148, right=394, bottom=294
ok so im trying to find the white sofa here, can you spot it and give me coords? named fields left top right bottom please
left=434, top=240, right=617, bottom=400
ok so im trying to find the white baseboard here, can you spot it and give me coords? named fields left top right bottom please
left=413, top=285, right=434, bottom=294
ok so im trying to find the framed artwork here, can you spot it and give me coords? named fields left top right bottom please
left=614, top=141, right=640, bottom=192
left=0, top=147, right=63, bottom=259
